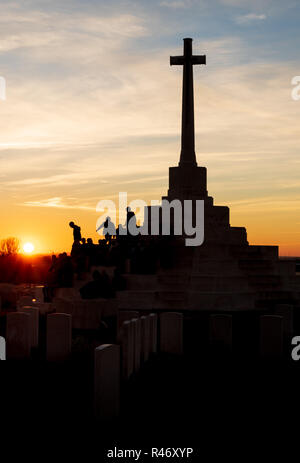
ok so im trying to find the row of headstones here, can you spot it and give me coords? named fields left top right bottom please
left=210, top=313, right=286, bottom=358
left=6, top=308, right=72, bottom=361
left=94, top=311, right=184, bottom=422
left=117, top=311, right=288, bottom=360
left=6, top=306, right=288, bottom=362
left=118, top=313, right=157, bottom=379
left=94, top=311, right=289, bottom=422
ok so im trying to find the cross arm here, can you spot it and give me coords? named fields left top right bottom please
left=192, top=55, right=206, bottom=65
left=170, top=56, right=185, bottom=66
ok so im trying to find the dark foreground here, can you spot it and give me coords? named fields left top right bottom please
left=1, top=351, right=300, bottom=461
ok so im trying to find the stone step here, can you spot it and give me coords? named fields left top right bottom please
left=256, top=290, right=294, bottom=303
left=195, top=259, right=240, bottom=275
left=157, top=273, right=190, bottom=289
left=158, top=291, right=186, bottom=301
left=230, top=245, right=279, bottom=260
left=187, top=291, right=256, bottom=311
left=276, top=260, right=297, bottom=276
left=116, top=287, right=259, bottom=311
left=116, top=290, right=156, bottom=310
left=190, top=275, right=250, bottom=291
left=124, top=274, right=158, bottom=290
left=238, top=259, right=274, bottom=274
left=247, top=275, right=281, bottom=288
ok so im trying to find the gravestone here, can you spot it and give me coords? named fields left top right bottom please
left=210, top=314, right=233, bottom=352
left=141, top=316, right=151, bottom=362
left=66, top=300, right=102, bottom=330
left=120, top=320, right=134, bottom=379
left=46, top=313, right=72, bottom=362
left=6, top=312, right=31, bottom=359
left=117, top=311, right=139, bottom=340
left=94, top=344, right=120, bottom=422
left=160, top=312, right=183, bottom=355
left=149, top=313, right=158, bottom=354
left=132, top=318, right=141, bottom=372
left=17, top=305, right=39, bottom=348
left=260, top=315, right=283, bottom=358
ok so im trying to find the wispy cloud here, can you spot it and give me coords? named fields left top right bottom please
left=23, top=197, right=95, bottom=210
left=160, top=0, right=189, bottom=8
left=0, top=0, right=298, bottom=254
left=235, top=13, right=267, bottom=24
left=0, top=8, right=147, bottom=54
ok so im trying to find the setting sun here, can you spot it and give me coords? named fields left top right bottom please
left=23, top=242, right=35, bottom=254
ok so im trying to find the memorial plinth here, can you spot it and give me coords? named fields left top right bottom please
left=118, top=38, right=300, bottom=314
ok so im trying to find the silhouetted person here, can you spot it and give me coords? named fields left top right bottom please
left=96, top=239, right=108, bottom=265
left=71, top=240, right=85, bottom=279
left=69, top=221, right=81, bottom=242
left=43, top=254, right=58, bottom=301
left=96, top=216, right=116, bottom=244
left=85, top=238, right=96, bottom=267
left=126, top=207, right=137, bottom=236
left=86, top=238, right=95, bottom=253
left=116, top=224, right=126, bottom=239
left=59, top=253, right=74, bottom=287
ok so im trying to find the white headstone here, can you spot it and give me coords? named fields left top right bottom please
left=94, top=344, right=120, bottom=422
left=117, top=311, right=139, bottom=340
left=132, top=318, right=141, bottom=372
left=120, top=320, right=134, bottom=379
left=141, top=316, right=151, bottom=362
left=160, top=312, right=183, bottom=355
left=17, top=305, right=39, bottom=348
left=6, top=312, right=31, bottom=359
left=47, top=313, right=72, bottom=362
left=149, top=313, right=158, bottom=354
left=260, top=315, right=283, bottom=358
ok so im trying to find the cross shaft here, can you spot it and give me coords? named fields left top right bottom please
left=170, top=38, right=206, bottom=166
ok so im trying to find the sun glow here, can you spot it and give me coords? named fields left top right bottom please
left=23, top=242, right=34, bottom=254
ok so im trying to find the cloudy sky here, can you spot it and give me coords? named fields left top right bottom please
left=0, top=0, right=299, bottom=254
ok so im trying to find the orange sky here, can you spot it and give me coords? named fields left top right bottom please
left=0, top=1, right=299, bottom=256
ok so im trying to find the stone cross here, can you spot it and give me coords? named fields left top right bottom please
left=170, top=38, right=206, bottom=167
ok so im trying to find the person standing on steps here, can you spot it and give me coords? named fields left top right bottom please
left=69, top=221, right=82, bottom=243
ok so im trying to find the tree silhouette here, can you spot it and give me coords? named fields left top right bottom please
left=0, top=237, right=20, bottom=256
